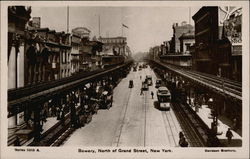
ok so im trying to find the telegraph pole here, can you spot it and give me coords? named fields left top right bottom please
left=67, top=6, right=69, bottom=33
left=122, top=25, right=123, bottom=37
left=189, top=7, right=191, bottom=24
left=99, top=15, right=101, bottom=37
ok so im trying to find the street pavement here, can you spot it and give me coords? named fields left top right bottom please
left=62, top=64, right=182, bottom=147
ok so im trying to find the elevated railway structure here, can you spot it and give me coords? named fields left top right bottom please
left=149, top=59, right=242, bottom=146
left=150, top=59, right=241, bottom=102
left=8, top=61, right=133, bottom=117
left=152, top=64, right=213, bottom=147
left=8, top=61, right=133, bottom=146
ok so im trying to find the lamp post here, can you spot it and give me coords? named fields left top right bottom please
left=208, top=98, right=218, bottom=134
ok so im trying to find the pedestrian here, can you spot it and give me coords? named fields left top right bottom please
left=140, top=88, right=143, bottom=95
left=60, top=108, right=65, bottom=126
left=42, top=109, right=47, bottom=122
left=151, top=91, right=154, bottom=99
left=76, top=112, right=80, bottom=128
left=179, top=131, right=184, bottom=146
left=56, top=107, right=60, bottom=120
left=179, top=137, right=188, bottom=147
left=226, top=128, right=233, bottom=145
left=140, top=75, right=142, bottom=80
left=233, top=117, right=237, bottom=130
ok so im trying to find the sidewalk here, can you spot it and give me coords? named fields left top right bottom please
left=188, top=98, right=242, bottom=147
left=42, top=117, right=59, bottom=133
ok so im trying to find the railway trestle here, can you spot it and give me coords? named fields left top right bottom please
left=8, top=61, right=133, bottom=146
left=149, top=59, right=242, bottom=146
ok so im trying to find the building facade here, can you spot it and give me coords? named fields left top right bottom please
left=80, top=38, right=103, bottom=71
left=57, top=32, right=71, bottom=78
left=179, top=31, right=195, bottom=54
left=156, top=22, right=194, bottom=68
left=24, top=28, right=71, bottom=85
left=70, top=32, right=81, bottom=74
left=8, top=6, right=31, bottom=89
left=99, top=37, right=127, bottom=56
left=8, top=6, right=31, bottom=131
left=221, top=9, right=242, bottom=81
left=172, top=21, right=194, bottom=53
left=192, top=6, right=242, bottom=81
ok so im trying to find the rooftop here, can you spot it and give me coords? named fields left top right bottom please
left=179, top=31, right=195, bottom=40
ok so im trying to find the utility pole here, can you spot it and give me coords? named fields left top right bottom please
left=122, top=25, right=123, bottom=37
left=189, top=7, right=191, bottom=24
left=98, top=15, right=101, bottom=37
left=67, top=6, right=69, bottom=33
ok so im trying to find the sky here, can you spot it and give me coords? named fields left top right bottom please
left=31, top=6, right=200, bottom=53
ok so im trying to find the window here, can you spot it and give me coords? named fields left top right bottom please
left=62, top=51, right=66, bottom=63
left=65, top=52, right=68, bottom=63
left=185, top=43, right=191, bottom=52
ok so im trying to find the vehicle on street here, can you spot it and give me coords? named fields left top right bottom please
left=99, top=91, right=113, bottom=109
left=129, top=80, right=134, bottom=88
left=157, top=87, right=171, bottom=110
left=146, top=75, right=153, bottom=86
left=155, top=79, right=162, bottom=88
left=133, top=66, right=137, bottom=72
left=142, top=82, right=149, bottom=91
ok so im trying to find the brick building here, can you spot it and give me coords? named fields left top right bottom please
left=25, top=28, right=71, bottom=84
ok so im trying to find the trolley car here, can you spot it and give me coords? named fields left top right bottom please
left=157, top=87, right=171, bottom=110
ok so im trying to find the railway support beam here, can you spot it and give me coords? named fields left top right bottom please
left=33, top=98, right=42, bottom=142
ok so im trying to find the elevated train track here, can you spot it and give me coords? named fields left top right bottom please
left=150, top=60, right=242, bottom=101
left=151, top=61, right=222, bottom=147
left=8, top=61, right=133, bottom=117
left=8, top=61, right=133, bottom=146
left=172, top=102, right=209, bottom=147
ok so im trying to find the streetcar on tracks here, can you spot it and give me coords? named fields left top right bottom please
left=157, top=86, right=171, bottom=110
